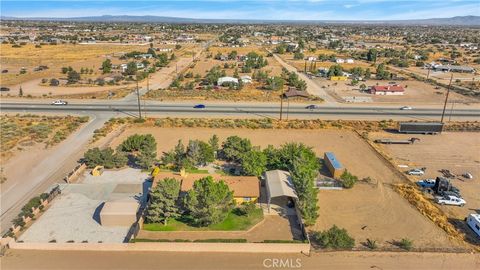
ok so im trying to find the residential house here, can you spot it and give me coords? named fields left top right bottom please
left=154, top=173, right=260, bottom=204
left=218, top=76, right=239, bottom=86
left=370, top=85, right=405, bottom=95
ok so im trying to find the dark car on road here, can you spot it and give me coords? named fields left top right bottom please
left=305, top=105, right=319, bottom=109
left=193, top=104, right=206, bottom=109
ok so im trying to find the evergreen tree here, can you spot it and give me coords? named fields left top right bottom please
left=146, top=178, right=181, bottom=225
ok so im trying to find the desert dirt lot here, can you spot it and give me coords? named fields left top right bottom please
left=109, top=127, right=459, bottom=249
left=0, top=43, right=148, bottom=85
left=369, top=132, right=480, bottom=227
left=311, top=77, right=477, bottom=104
left=0, top=43, right=199, bottom=98
left=3, top=247, right=480, bottom=270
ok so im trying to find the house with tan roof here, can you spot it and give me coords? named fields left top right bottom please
left=154, top=173, right=260, bottom=204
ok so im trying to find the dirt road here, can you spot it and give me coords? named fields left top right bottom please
left=272, top=53, right=337, bottom=104
left=1, top=249, right=479, bottom=270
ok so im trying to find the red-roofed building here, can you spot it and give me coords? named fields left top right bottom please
left=370, top=85, right=405, bottom=95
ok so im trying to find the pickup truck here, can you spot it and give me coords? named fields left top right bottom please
left=416, top=179, right=436, bottom=188
left=435, top=195, right=466, bottom=207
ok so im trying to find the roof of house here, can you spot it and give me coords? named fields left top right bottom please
left=218, top=76, right=239, bottom=85
left=264, top=170, right=298, bottom=199
left=154, top=173, right=260, bottom=198
left=283, top=88, right=310, bottom=98
left=324, top=152, right=343, bottom=170
left=371, top=85, right=405, bottom=92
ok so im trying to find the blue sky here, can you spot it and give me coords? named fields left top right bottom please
left=1, top=1, right=479, bottom=20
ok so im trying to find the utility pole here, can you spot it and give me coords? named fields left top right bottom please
left=426, top=68, right=430, bottom=80
left=136, top=78, right=142, bottom=119
left=440, top=74, right=453, bottom=123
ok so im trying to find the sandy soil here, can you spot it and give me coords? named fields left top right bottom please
left=109, top=127, right=457, bottom=248
left=2, top=249, right=479, bottom=270
left=0, top=43, right=201, bottom=98
left=311, top=77, right=477, bottom=104
left=369, top=131, right=480, bottom=224
left=0, top=43, right=148, bottom=86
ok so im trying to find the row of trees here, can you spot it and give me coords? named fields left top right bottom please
left=219, top=136, right=320, bottom=225
left=83, top=134, right=157, bottom=170
left=161, top=138, right=216, bottom=170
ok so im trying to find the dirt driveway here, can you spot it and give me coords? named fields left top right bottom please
left=109, top=127, right=458, bottom=248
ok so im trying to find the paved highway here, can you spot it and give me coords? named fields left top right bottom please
left=2, top=101, right=480, bottom=120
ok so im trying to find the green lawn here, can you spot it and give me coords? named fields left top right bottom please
left=143, top=208, right=264, bottom=231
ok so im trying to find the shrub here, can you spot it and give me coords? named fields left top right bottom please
left=340, top=170, right=358, bottom=188
left=235, top=202, right=257, bottom=216
left=312, top=225, right=355, bottom=249
left=365, top=238, right=377, bottom=249
left=398, top=238, right=413, bottom=251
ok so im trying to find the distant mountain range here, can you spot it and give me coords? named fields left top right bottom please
left=1, top=15, right=479, bottom=26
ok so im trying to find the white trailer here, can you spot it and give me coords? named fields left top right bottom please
left=467, top=213, right=480, bottom=238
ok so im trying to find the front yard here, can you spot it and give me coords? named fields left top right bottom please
left=143, top=208, right=264, bottom=231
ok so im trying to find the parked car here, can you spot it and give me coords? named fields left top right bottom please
left=407, top=168, right=425, bottom=176
left=0, top=87, right=10, bottom=92
left=193, top=104, right=206, bottom=109
left=400, top=106, right=413, bottom=110
left=463, top=172, right=473, bottom=179
left=305, top=105, right=319, bottom=110
left=51, top=100, right=68, bottom=105
left=416, top=179, right=436, bottom=188
left=435, top=195, right=466, bottom=207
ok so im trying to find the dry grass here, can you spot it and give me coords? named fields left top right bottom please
left=0, top=43, right=148, bottom=86
left=394, top=184, right=477, bottom=250
left=0, top=114, right=89, bottom=163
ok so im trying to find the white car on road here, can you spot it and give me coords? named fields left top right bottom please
left=51, top=100, right=68, bottom=105
left=407, top=169, right=425, bottom=176
left=435, top=195, right=466, bottom=207
left=400, top=106, right=412, bottom=110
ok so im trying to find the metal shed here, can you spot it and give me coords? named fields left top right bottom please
left=324, top=152, right=344, bottom=178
